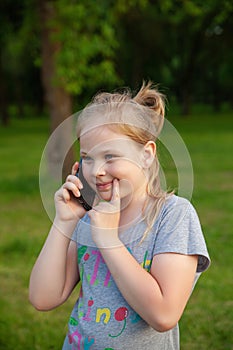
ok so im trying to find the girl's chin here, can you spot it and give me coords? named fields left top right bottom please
left=97, top=191, right=112, bottom=202
left=100, top=195, right=112, bottom=202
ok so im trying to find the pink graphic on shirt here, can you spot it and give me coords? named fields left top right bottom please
left=90, top=250, right=102, bottom=285
left=84, top=252, right=90, bottom=261
left=83, top=298, right=94, bottom=321
left=68, top=330, right=94, bottom=350
left=104, top=270, right=111, bottom=287
left=68, top=330, right=81, bottom=349
left=90, top=250, right=111, bottom=287
left=109, top=307, right=129, bottom=338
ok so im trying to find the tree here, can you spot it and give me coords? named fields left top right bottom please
left=0, top=0, right=24, bottom=125
left=38, top=0, right=122, bottom=179
left=39, top=0, right=73, bottom=179
left=163, top=0, right=233, bottom=115
left=116, top=0, right=233, bottom=115
left=1, top=0, right=232, bottom=128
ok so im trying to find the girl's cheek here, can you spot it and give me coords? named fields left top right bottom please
left=119, top=179, right=134, bottom=198
left=110, top=164, right=119, bottom=176
left=110, top=160, right=126, bottom=174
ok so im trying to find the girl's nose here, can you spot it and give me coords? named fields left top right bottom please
left=92, top=161, right=106, bottom=177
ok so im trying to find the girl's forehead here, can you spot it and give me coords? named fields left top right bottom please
left=80, top=125, right=126, bottom=145
left=80, top=125, right=141, bottom=154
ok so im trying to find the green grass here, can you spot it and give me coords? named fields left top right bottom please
left=0, top=113, right=233, bottom=349
left=170, top=114, right=233, bottom=350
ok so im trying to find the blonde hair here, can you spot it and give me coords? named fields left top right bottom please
left=77, top=81, right=172, bottom=240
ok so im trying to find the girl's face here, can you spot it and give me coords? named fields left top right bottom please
left=79, top=126, right=154, bottom=204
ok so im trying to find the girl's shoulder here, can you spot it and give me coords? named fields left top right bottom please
left=157, top=194, right=203, bottom=236
left=159, top=194, right=193, bottom=220
left=154, top=194, right=210, bottom=272
left=163, top=193, right=191, bottom=207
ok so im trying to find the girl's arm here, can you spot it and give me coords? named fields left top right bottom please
left=29, top=162, right=86, bottom=311
left=88, top=179, right=198, bottom=332
left=29, top=221, right=79, bottom=311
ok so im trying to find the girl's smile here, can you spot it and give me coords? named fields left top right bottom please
left=96, top=180, right=113, bottom=192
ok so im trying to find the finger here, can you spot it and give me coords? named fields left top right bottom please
left=111, top=179, right=120, bottom=204
left=66, top=174, right=83, bottom=189
left=72, top=161, right=79, bottom=175
left=63, top=182, right=81, bottom=197
left=62, top=187, right=71, bottom=202
left=55, top=186, right=72, bottom=203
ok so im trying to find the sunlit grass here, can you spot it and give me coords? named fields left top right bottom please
left=171, top=113, right=233, bottom=349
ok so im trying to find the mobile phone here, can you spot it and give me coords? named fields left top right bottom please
left=75, top=159, right=95, bottom=211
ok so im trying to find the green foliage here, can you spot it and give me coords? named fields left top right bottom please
left=116, top=0, right=233, bottom=113
left=114, top=0, right=148, bottom=13
left=48, top=0, right=150, bottom=95
left=0, top=0, right=39, bottom=74
left=53, top=0, right=121, bottom=94
left=0, top=0, right=233, bottom=119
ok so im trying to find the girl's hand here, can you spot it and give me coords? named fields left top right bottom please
left=54, top=162, right=87, bottom=224
left=88, top=179, right=121, bottom=248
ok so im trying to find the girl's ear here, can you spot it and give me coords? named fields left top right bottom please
left=141, top=141, right=156, bottom=168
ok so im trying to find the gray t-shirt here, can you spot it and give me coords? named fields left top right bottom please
left=62, top=195, right=210, bottom=350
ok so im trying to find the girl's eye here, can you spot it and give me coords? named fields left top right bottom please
left=105, top=154, right=117, bottom=161
left=82, top=155, right=92, bottom=162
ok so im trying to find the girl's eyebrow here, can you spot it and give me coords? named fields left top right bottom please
left=103, top=148, right=118, bottom=153
left=80, top=148, right=122, bottom=155
left=80, top=150, right=87, bottom=156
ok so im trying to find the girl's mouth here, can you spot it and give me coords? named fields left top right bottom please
left=96, top=181, right=113, bottom=192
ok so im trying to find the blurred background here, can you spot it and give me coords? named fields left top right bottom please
left=0, top=1, right=232, bottom=349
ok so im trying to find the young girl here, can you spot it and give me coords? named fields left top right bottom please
left=29, top=82, right=210, bottom=350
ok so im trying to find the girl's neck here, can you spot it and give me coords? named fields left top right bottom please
left=119, top=192, right=148, bottom=230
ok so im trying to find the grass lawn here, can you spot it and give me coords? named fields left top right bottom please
left=0, top=111, right=232, bottom=349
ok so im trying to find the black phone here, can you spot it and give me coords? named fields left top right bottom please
left=75, top=159, right=95, bottom=211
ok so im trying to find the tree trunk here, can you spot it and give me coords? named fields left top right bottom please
left=39, top=0, right=74, bottom=180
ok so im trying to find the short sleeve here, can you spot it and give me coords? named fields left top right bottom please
left=71, top=224, right=78, bottom=242
left=70, top=214, right=96, bottom=248
left=153, top=196, right=210, bottom=273
left=70, top=215, right=88, bottom=242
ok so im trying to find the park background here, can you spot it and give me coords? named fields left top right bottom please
left=0, top=1, right=232, bottom=349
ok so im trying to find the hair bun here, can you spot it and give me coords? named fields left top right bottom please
left=133, top=81, right=165, bottom=119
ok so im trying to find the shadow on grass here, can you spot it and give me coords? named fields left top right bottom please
left=0, top=175, right=40, bottom=195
